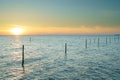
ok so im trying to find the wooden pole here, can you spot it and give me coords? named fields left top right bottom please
left=114, top=36, right=115, bottom=42
left=29, top=37, right=31, bottom=42
left=98, top=38, right=99, bottom=48
left=22, top=45, right=24, bottom=67
left=85, top=39, right=87, bottom=49
left=65, top=43, right=67, bottom=54
left=106, top=37, right=107, bottom=45
left=94, top=38, right=95, bottom=43
left=118, top=35, right=119, bottom=42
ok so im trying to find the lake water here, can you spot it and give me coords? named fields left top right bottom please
left=0, top=35, right=120, bottom=80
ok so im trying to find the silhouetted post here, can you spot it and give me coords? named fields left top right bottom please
left=85, top=39, right=87, bottom=49
left=22, top=45, right=24, bottom=67
left=117, top=35, right=119, bottom=42
left=118, top=35, right=119, bottom=42
left=114, top=36, right=115, bottom=42
left=65, top=43, right=67, bottom=54
left=98, top=38, right=99, bottom=48
left=94, top=38, right=95, bottom=43
left=106, top=37, right=107, bottom=45
left=29, top=37, right=31, bottom=42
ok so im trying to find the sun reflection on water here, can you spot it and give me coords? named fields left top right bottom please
left=9, top=36, right=26, bottom=79
left=11, top=36, right=22, bottom=61
left=12, top=52, right=21, bottom=61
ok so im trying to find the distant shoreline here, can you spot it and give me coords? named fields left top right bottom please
left=0, top=34, right=120, bottom=36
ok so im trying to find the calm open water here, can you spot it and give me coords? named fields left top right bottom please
left=0, top=35, right=120, bottom=80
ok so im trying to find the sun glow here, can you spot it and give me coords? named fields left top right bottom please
left=11, top=28, right=24, bottom=35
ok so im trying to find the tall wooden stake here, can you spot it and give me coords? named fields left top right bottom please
left=85, top=39, right=87, bottom=49
left=94, top=38, right=95, bottom=43
left=22, top=45, right=24, bottom=67
left=106, top=37, right=107, bottom=45
left=65, top=43, right=67, bottom=54
left=29, top=37, right=31, bottom=42
left=118, top=35, right=119, bottom=42
left=98, top=38, right=99, bottom=48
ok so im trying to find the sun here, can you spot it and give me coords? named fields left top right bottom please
left=11, top=28, right=24, bottom=35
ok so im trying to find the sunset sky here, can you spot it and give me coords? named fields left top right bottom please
left=0, top=0, right=120, bottom=35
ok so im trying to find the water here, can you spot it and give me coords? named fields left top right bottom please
left=0, top=35, right=120, bottom=80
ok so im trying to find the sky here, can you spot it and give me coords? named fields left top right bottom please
left=0, top=0, right=120, bottom=35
